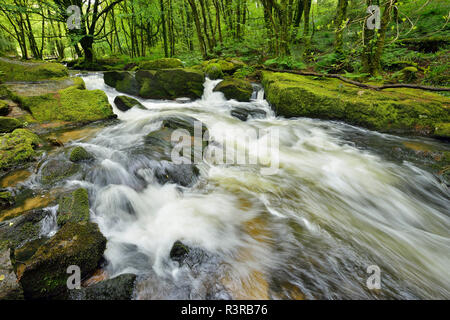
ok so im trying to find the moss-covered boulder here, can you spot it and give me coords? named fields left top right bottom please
left=0, top=100, right=9, bottom=116
left=0, top=58, right=68, bottom=82
left=104, top=71, right=140, bottom=95
left=69, top=273, right=136, bottom=300
left=17, top=221, right=106, bottom=299
left=57, top=188, right=90, bottom=227
left=204, top=63, right=223, bottom=80
left=40, top=159, right=80, bottom=185
left=434, top=123, right=450, bottom=139
left=0, top=248, right=24, bottom=299
left=0, top=191, right=14, bottom=210
left=213, top=78, right=253, bottom=102
left=0, top=116, right=22, bottom=133
left=202, top=58, right=245, bottom=75
left=0, top=129, right=41, bottom=171
left=138, top=58, right=184, bottom=70
left=137, top=68, right=204, bottom=100
left=114, top=95, right=145, bottom=112
left=69, top=146, right=93, bottom=162
left=20, top=86, right=115, bottom=123
left=261, top=71, right=450, bottom=136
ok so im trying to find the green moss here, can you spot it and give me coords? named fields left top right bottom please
left=0, top=129, right=41, bottom=171
left=69, top=146, right=93, bottom=162
left=0, top=100, right=9, bottom=116
left=0, top=191, right=14, bottom=209
left=139, top=58, right=184, bottom=70
left=20, top=87, right=114, bottom=123
left=202, top=58, right=245, bottom=74
left=57, top=188, right=90, bottom=227
left=0, top=59, right=68, bottom=82
left=104, top=71, right=140, bottom=95
left=261, top=71, right=450, bottom=136
left=18, top=221, right=106, bottom=299
left=434, top=123, right=450, bottom=138
left=40, top=159, right=80, bottom=185
left=0, top=116, right=22, bottom=133
left=204, top=63, right=223, bottom=80
left=213, top=78, right=253, bottom=102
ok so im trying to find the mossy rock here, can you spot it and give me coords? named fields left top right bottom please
left=138, top=58, right=183, bottom=70
left=204, top=63, right=223, bottom=80
left=20, top=86, right=115, bottom=123
left=434, top=123, right=450, bottom=139
left=0, top=191, right=14, bottom=210
left=0, top=58, right=68, bottom=82
left=202, top=58, right=245, bottom=74
left=57, top=188, right=90, bottom=227
left=40, top=159, right=80, bottom=185
left=261, top=71, right=450, bottom=136
left=105, top=71, right=140, bottom=96
left=17, top=221, right=106, bottom=299
left=0, top=129, right=41, bottom=171
left=213, top=78, right=253, bottom=102
left=0, top=248, right=24, bottom=299
left=401, top=67, right=418, bottom=82
left=0, top=100, right=9, bottom=116
left=137, top=68, right=204, bottom=100
left=0, top=116, right=22, bottom=133
left=69, top=146, right=93, bottom=162
left=114, top=95, right=145, bottom=111
left=69, top=273, right=136, bottom=300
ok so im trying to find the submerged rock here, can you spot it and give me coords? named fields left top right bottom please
left=0, top=248, right=24, bottom=299
left=69, top=273, right=136, bottom=300
left=138, top=58, right=183, bottom=70
left=40, top=159, right=80, bottom=185
left=0, top=129, right=41, bottom=172
left=261, top=71, right=450, bottom=137
left=231, top=106, right=267, bottom=121
left=114, top=95, right=145, bottom=112
left=0, top=116, right=22, bottom=133
left=57, top=188, right=90, bottom=227
left=169, top=240, right=190, bottom=263
left=213, top=78, right=253, bottom=102
left=17, top=221, right=106, bottom=299
left=69, top=146, right=93, bottom=162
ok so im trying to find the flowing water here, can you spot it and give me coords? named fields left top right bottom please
left=18, top=73, right=450, bottom=299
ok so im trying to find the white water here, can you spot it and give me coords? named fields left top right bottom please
left=59, top=73, right=450, bottom=299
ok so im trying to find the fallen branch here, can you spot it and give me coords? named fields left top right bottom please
left=261, top=67, right=450, bottom=92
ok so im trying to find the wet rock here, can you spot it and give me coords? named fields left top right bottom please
left=0, top=209, right=47, bottom=250
left=153, top=160, right=200, bottom=187
left=104, top=71, right=140, bottom=96
left=0, top=100, right=10, bottom=116
left=69, top=273, right=136, bottom=300
left=0, top=129, right=41, bottom=172
left=0, top=248, right=24, bottom=299
left=17, top=221, right=106, bottom=299
left=69, top=146, right=93, bottom=162
left=231, top=106, right=267, bottom=121
left=136, top=68, right=204, bottom=100
left=114, top=95, right=145, bottom=112
left=46, top=137, right=64, bottom=147
left=0, top=116, right=22, bottom=133
left=170, top=240, right=190, bottom=263
left=40, top=159, right=80, bottom=185
left=57, top=188, right=90, bottom=227
left=0, top=191, right=14, bottom=210
left=213, top=78, right=253, bottom=102
left=138, top=58, right=183, bottom=70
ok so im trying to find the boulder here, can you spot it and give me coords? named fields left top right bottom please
left=0, top=58, right=68, bottom=82
left=0, top=248, right=24, bottom=299
left=40, top=159, right=80, bottom=185
left=204, top=63, right=223, bottom=80
left=137, top=68, right=204, bottom=100
left=0, top=100, right=9, bottom=116
left=57, top=188, right=90, bottom=227
left=69, top=146, right=93, bottom=162
left=17, top=221, right=106, bottom=299
left=0, top=191, right=14, bottom=210
left=213, top=78, right=253, bottom=102
left=261, top=71, right=450, bottom=137
left=0, top=129, right=41, bottom=172
left=231, top=106, right=267, bottom=121
left=202, top=58, right=245, bottom=75
left=69, top=273, right=136, bottom=300
left=0, top=116, right=22, bottom=133
left=138, top=58, right=183, bottom=70
left=169, top=240, right=190, bottom=263
left=104, top=71, right=140, bottom=95
left=114, top=95, right=145, bottom=111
